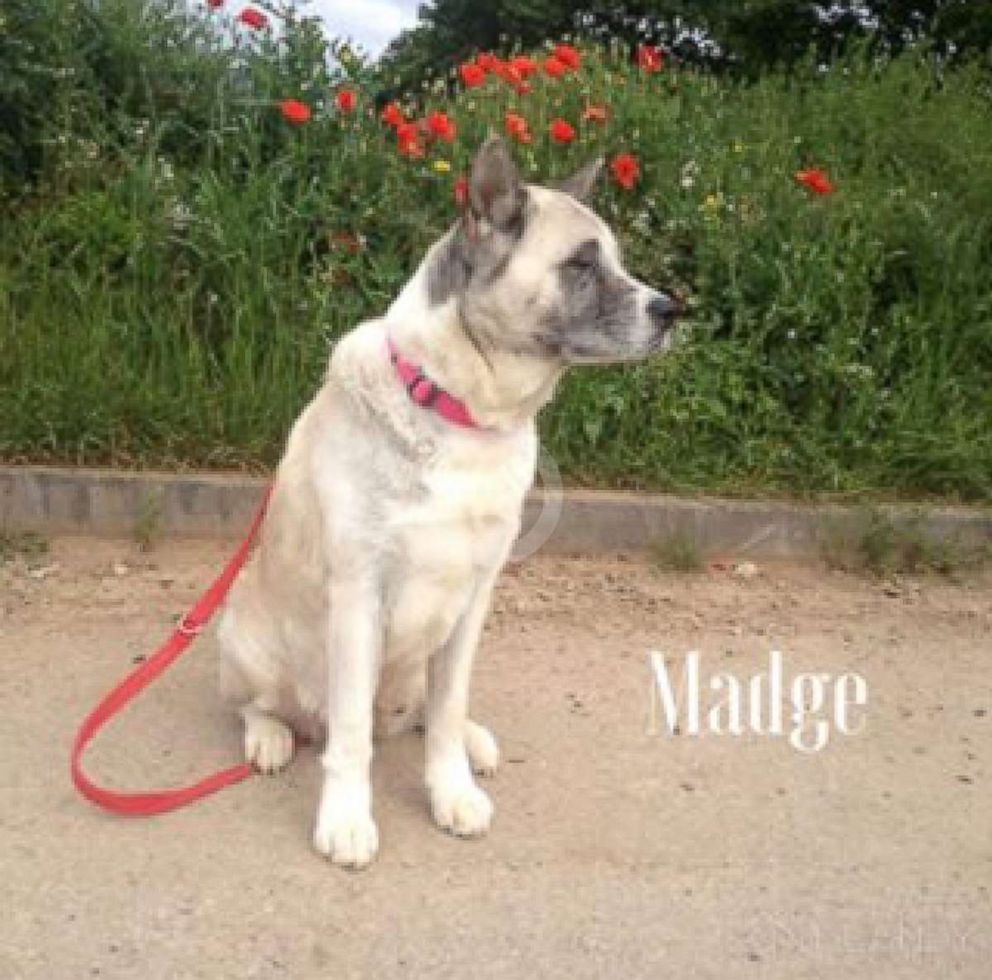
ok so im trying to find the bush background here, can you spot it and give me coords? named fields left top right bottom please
left=1, top=0, right=990, bottom=500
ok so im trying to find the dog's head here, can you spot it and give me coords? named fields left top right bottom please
left=426, top=137, right=681, bottom=365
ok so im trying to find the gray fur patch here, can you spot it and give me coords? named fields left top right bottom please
left=426, top=196, right=529, bottom=308
left=544, top=254, right=641, bottom=360
left=426, top=230, right=473, bottom=306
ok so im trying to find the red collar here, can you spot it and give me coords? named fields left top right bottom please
left=387, top=336, right=479, bottom=429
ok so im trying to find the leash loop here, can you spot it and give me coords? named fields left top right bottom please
left=70, top=485, right=272, bottom=817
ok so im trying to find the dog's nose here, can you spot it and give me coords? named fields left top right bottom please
left=647, top=293, right=680, bottom=328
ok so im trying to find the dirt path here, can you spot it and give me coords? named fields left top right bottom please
left=1, top=538, right=990, bottom=979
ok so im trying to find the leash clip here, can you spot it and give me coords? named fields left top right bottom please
left=177, top=614, right=202, bottom=637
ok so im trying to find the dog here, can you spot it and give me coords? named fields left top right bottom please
left=217, top=136, right=680, bottom=868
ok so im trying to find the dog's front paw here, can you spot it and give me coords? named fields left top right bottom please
left=430, top=778, right=493, bottom=837
left=313, top=779, right=379, bottom=869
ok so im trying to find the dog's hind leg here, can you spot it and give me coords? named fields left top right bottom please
left=218, top=606, right=296, bottom=774
left=464, top=719, right=499, bottom=777
left=220, top=660, right=297, bottom=775
left=376, top=658, right=498, bottom=775
left=242, top=703, right=295, bottom=774
left=374, top=659, right=426, bottom=738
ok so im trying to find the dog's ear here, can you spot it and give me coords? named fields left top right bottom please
left=466, top=136, right=525, bottom=233
left=557, top=157, right=604, bottom=202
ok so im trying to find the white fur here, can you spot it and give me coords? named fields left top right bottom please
left=217, top=161, right=673, bottom=867
left=217, top=253, right=551, bottom=867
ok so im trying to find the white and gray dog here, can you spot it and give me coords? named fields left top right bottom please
left=217, top=136, right=680, bottom=867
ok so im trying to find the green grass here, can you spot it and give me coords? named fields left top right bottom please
left=818, top=508, right=992, bottom=576
left=648, top=531, right=705, bottom=573
left=133, top=489, right=164, bottom=552
left=0, top=530, right=49, bottom=568
left=1, top=2, right=991, bottom=501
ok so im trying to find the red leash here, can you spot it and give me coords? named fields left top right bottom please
left=70, top=485, right=272, bottom=816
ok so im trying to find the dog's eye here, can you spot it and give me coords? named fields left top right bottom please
left=565, top=251, right=599, bottom=278
left=566, top=239, right=599, bottom=273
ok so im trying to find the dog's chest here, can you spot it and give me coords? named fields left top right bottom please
left=383, top=435, right=534, bottom=659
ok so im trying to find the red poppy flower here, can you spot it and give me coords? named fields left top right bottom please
left=476, top=52, right=500, bottom=74
left=459, top=62, right=486, bottom=87
left=553, top=43, right=581, bottom=70
left=278, top=99, right=311, bottom=125
left=380, top=101, right=405, bottom=128
left=396, top=122, right=423, bottom=158
left=504, top=111, right=532, bottom=144
left=509, top=55, right=538, bottom=78
left=335, top=89, right=356, bottom=112
left=582, top=103, right=608, bottom=123
left=495, top=61, right=519, bottom=83
left=488, top=57, right=508, bottom=79
left=236, top=6, right=266, bottom=29
left=610, top=153, right=640, bottom=190
left=636, top=44, right=664, bottom=72
left=489, top=60, right=527, bottom=93
left=454, top=176, right=469, bottom=206
left=544, top=56, right=566, bottom=78
left=427, top=111, right=456, bottom=142
left=206, top=0, right=224, bottom=8
left=795, top=168, right=835, bottom=194
left=549, top=118, right=576, bottom=143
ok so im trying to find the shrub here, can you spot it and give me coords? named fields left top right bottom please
left=1, top=3, right=990, bottom=502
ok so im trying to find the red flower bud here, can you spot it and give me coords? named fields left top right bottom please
left=795, top=168, right=835, bottom=194
left=426, top=111, right=456, bottom=142
left=380, top=102, right=405, bottom=128
left=459, top=62, right=486, bottom=87
left=396, top=122, right=423, bottom=157
left=549, top=118, right=576, bottom=143
left=504, top=112, right=533, bottom=144
left=610, top=153, right=640, bottom=190
left=553, top=43, right=581, bottom=70
left=637, top=44, right=664, bottom=72
left=236, top=7, right=266, bottom=29
left=278, top=99, right=311, bottom=125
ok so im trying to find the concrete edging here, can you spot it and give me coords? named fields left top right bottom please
left=1, top=465, right=990, bottom=559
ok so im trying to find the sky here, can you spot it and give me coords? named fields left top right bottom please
left=309, top=0, right=422, bottom=57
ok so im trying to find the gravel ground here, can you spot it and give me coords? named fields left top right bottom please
left=1, top=537, right=990, bottom=979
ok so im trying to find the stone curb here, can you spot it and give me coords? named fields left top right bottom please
left=2, top=465, right=990, bottom=560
